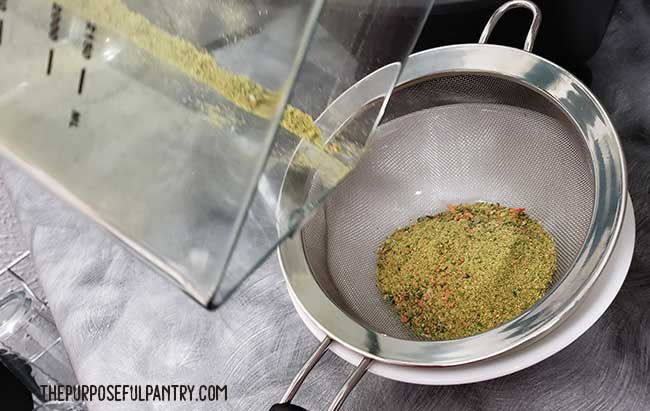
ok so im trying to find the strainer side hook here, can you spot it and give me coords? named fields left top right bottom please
left=479, top=0, right=542, bottom=52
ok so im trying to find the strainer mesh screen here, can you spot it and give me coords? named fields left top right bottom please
left=302, top=73, right=596, bottom=340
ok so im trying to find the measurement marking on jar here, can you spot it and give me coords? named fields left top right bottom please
left=46, top=49, right=54, bottom=75
left=69, top=110, right=80, bottom=127
left=0, top=20, right=3, bottom=46
left=49, top=3, right=62, bottom=41
left=82, top=22, right=96, bottom=59
left=77, top=68, right=86, bottom=95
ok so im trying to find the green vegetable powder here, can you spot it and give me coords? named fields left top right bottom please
left=377, top=202, right=557, bottom=340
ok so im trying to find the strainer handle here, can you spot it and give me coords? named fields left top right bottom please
left=270, top=336, right=372, bottom=411
left=478, top=0, right=542, bottom=52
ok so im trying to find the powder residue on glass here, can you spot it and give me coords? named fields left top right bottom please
left=377, top=202, right=557, bottom=341
left=56, top=0, right=351, bottom=179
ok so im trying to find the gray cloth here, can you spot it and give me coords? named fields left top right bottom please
left=2, top=0, right=650, bottom=411
left=0, top=174, right=45, bottom=303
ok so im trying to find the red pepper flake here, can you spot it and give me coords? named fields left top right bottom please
left=511, top=207, right=526, bottom=215
left=447, top=204, right=457, bottom=212
left=400, top=315, right=409, bottom=324
left=441, top=287, right=452, bottom=302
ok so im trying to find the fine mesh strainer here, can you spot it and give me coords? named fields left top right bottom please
left=274, top=1, right=626, bottom=410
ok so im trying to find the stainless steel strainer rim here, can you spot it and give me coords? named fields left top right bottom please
left=279, top=42, right=627, bottom=367
left=279, top=28, right=626, bottom=370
